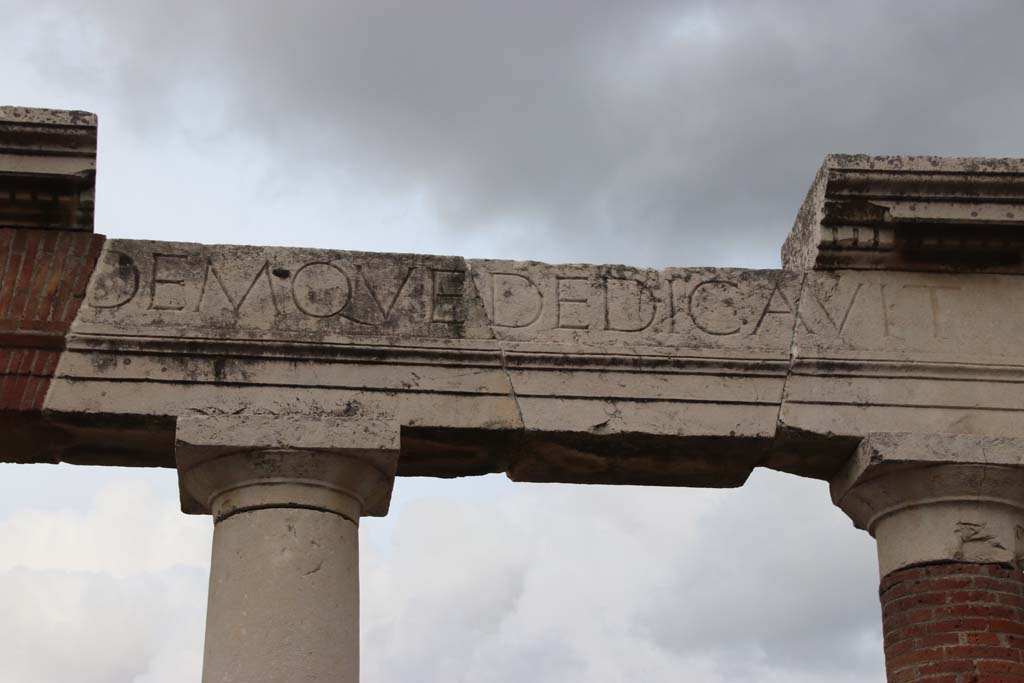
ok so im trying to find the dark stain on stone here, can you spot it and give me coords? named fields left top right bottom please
left=212, top=357, right=227, bottom=382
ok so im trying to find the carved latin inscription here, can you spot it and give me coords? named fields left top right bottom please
left=471, top=261, right=993, bottom=354
left=472, top=262, right=803, bottom=348
left=81, top=241, right=487, bottom=340
left=80, top=242, right=1001, bottom=353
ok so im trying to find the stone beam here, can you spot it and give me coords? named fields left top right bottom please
left=8, top=235, right=1024, bottom=490
left=46, top=243, right=797, bottom=488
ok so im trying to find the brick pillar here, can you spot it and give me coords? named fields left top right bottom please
left=0, top=229, right=104, bottom=410
left=0, top=107, right=103, bottom=461
left=881, top=563, right=1024, bottom=683
left=832, top=434, right=1024, bottom=683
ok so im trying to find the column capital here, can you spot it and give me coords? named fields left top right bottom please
left=831, top=433, right=1024, bottom=576
left=175, top=415, right=399, bottom=521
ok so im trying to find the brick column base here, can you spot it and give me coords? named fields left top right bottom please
left=881, top=562, right=1024, bottom=683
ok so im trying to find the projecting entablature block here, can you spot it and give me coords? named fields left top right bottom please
left=782, top=154, right=1024, bottom=273
left=0, top=106, right=97, bottom=233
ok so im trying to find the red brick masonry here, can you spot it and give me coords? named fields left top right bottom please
left=0, top=227, right=103, bottom=410
left=882, top=562, right=1024, bottom=683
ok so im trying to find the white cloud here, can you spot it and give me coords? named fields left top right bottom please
left=0, top=478, right=210, bottom=577
left=0, top=473, right=210, bottom=683
left=0, top=567, right=207, bottom=683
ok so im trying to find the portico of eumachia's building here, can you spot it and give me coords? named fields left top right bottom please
left=5, top=106, right=1024, bottom=682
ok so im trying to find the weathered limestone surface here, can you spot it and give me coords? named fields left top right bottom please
left=203, top=505, right=360, bottom=683
left=176, top=414, right=398, bottom=516
left=0, top=106, right=97, bottom=232
left=44, top=240, right=805, bottom=486
left=782, top=154, right=1024, bottom=273
left=832, top=433, right=1024, bottom=577
left=777, top=269, right=1024, bottom=475
left=23, top=234, right=1024, bottom=490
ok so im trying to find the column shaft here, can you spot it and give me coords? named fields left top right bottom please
left=203, top=506, right=359, bottom=683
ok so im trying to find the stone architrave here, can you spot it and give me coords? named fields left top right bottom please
left=6, top=109, right=1024, bottom=682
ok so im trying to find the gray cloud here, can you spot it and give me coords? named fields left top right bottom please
left=10, top=0, right=1024, bottom=267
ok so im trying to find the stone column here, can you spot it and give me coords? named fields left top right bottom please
left=832, top=434, right=1024, bottom=683
left=175, top=416, right=398, bottom=683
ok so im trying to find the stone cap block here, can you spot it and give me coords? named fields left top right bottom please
left=175, top=414, right=400, bottom=455
left=831, top=432, right=1024, bottom=528
left=832, top=433, right=1024, bottom=575
left=783, top=154, right=1024, bottom=273
left=175, top=415, right=399, bottom=518
left=0, top=106, right=97, bottom=232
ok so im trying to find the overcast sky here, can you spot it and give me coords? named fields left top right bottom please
left=3, top=1, right=1024, bottom=681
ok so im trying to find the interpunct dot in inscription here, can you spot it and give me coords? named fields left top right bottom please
left=290, top=262, right=351, bottom=317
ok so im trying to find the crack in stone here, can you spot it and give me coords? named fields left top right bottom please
left=467, top=260, right=526, bottom=434
left=497, top=341, right=526, bottom=432
left=769, top=271, right=808, bottom=463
